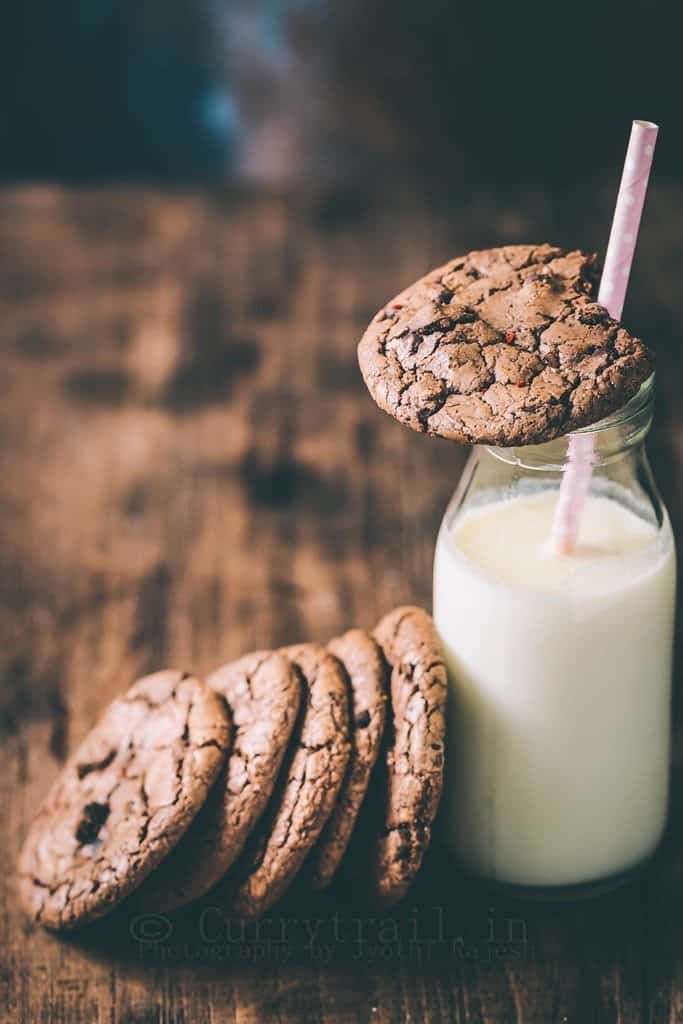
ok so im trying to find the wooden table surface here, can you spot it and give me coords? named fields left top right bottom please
left=1, top=185, right=681, bottom=1024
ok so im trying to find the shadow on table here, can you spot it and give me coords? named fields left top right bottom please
left=52, top=832, right=659, bottom=976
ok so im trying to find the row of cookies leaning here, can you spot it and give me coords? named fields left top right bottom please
left=17, top=606, right=447, bottom=930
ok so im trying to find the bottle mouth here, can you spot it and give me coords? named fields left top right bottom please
left=574, top=373, right=655, bottom=435
left=485, top=374, right=655, bottom=470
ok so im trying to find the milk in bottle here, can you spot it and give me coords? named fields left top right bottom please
left=433, top=380, right=676, bottom=896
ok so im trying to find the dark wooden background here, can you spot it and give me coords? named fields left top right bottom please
left=0, top=184, right=681, bottom=1023
left=3, top=1, right=683, bottom=186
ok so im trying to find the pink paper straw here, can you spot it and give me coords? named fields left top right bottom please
left=549, top=120, right=659, bottom=555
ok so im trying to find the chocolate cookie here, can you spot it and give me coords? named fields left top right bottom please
left=311, top=630, right=387, bottom=889
left=17, top=670, right=230, bottom=930
left=231, top=643, right=350, bottom=919
left=371, top=607, right=447, bottom=908
left=358, top=244, right=653, bottom=446
left=136, top=652, right=300, bottom=913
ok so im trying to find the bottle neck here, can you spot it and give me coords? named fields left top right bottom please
left=484, top=376, right=655, bottom=472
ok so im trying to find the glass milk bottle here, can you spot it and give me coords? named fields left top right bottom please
left=433, top=377, right=676, bottom=898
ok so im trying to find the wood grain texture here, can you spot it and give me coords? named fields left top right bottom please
left=0, top=184, right=681, bottom=1023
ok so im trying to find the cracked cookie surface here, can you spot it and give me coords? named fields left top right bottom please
left=358, top=244, right=653, bottom=446
left=371, top=607, right=447, bottom=908
left=17, top=670, right=230, bottom=930
left=137, top=652, right=300, bottom=913
left=311, top=630, right=387, bottom=889
left=231, top=643, right=350, bottom=919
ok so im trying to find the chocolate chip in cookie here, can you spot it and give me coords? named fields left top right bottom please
left=311, top=629, right=387, bottom=889
left=17, top=670, right=231, bottom=930
left=229, top=643, right=351, bottom=919
left=358, top=244, right=653, bottom=446
left=370, top=607, right=447, bottom=909
left=136, top=651, right=300, bottom=913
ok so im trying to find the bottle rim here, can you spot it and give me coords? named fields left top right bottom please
left=574, top=373, right=655, bottom=435
left=483, top=374, right=655, bottom=470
